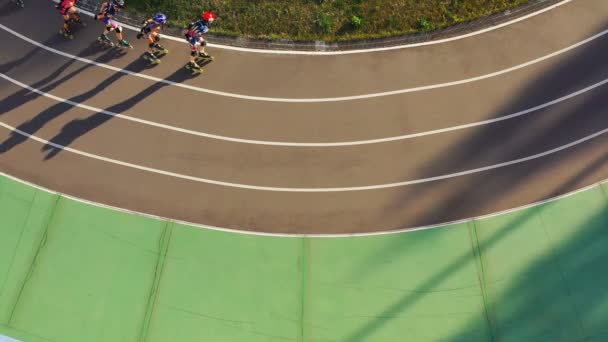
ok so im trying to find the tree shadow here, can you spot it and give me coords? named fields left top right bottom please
left=348, top=20, right=608, bottom=282
left=339, top=21, right=608, bottom=341
left=448, top=189, right=608, bottom=341
left=339, top=150, right=608, bottom=341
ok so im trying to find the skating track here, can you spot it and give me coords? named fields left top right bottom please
left=1, top=0, right=608, bottom=340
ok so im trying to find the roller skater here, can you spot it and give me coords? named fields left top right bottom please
left=184, top=11, right=216, bottom=74
left=56, top=0, right=85, bottom=39
left=95, top=0, right=132, bottom=48
left=137, top=13, right=168, bottom=65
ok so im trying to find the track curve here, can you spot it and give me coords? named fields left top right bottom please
left=1, top=0, right=607, bottom=234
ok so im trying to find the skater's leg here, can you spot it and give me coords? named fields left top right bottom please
left=197, top=38, right=212, bottom=58
left=189, top=45, right=201, bottom=69
left=67, top=7, right=82, bottom=25
left=99, top=24, right=113, bottom=43
left=110, top=21, right=130, bottom=47
left=151, top=34, right=166, bottom=52
left=146, top=34, right=155, bottom=53
left=62, top=14, right=70, bottom=33
left=72, top=13, right=83, bottom=25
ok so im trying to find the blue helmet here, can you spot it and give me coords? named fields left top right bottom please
left=152, top=13, right=167, bottom=24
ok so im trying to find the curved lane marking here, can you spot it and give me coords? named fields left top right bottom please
left=2, top=73, right=608, bottom=146
left=0, top=119, right=606, bottom=192
left=1, top=170, right=605, bottom=237
left=65, top=0, right=573, bottom=55
left=1, top=23, right=607, bottom=102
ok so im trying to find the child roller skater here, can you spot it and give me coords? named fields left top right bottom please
left=56, top=0, right=85, bottom=39
left=137, top=13, right=168, bottom=64
left=184, top=11, right=216, bottom=73
left=95, top=0, right=132, bottom=48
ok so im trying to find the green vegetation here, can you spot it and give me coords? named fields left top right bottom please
left=128, top=0, right=530, bottom=41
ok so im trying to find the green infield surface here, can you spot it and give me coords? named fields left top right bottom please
left=1, top=174, right=608, bottom=342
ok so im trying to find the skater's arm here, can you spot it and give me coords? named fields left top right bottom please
left=95, top=2, right=107, bottom=19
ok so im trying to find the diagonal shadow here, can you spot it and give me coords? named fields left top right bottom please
left=40, top=66, right=198, bottom=159
left=0, top=40, right=132, bottom=118
left=341, top=149, right=608, bottom=341
left=352, top=20, right=608, bottom=278
left=0, top=48, right=149, bottom=153
left=341, top=21, right=608, bottom=341
left=448, top=186, right=608, bottom=341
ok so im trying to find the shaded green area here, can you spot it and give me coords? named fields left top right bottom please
left=1, top=174, right=608, bottom=341
left=128, top=0, right=530, bottom=41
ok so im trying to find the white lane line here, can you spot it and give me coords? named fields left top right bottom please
left=1, top=119, right=607, bottom=192
left=2, top=169, right=607, bottom=238
left=1, top=23, right=607, bottom=102
left=3, top=73, right=608, bottom=147
left=64, top=0, right=573, bottom=55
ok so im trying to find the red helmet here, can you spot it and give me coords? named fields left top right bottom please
left=202, top=11, right=216, bottom=23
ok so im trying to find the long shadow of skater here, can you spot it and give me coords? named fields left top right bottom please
left=0, top=49, right=149, bottom=153
left=0, top=40, right=131, bottom=117
left=0, top=33, right=80, bottom=75
left=40, top=67, right=195, bottom=159
left=338, top=21, right=608, bottom=342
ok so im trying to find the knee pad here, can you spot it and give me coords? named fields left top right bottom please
left=201, top=40, right=207, bottom=47
left=116, top=26, right=122, bottom=33
left=154, top=35, right=160, bottom=42
left=190, top=50, right=198, bottom=57
left=149, top=43, right=155, bottom=48
left=64, top=19, right=71, bottom=24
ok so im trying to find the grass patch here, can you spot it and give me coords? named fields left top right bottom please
left=127, top=0, right=531, bottom=41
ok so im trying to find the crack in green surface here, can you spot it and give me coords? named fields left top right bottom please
left=0, top=190, right=36, bottom=325
left=2, top=174, right=608, bottom=341
left=299, top=238, right=310, bottom=342
left=536, top=207, right=588, bottom=339
left=469, top=220, right=495, bottom=342
left=6, top=195, right=61, bottom=327
left=139, top=221, right=173, bottom=342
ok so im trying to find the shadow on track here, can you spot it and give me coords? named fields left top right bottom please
left=40, top=66, right=199, bottom=159
left=0, top=41, right=129, bottom=114
left=0, top=1, right=23, bottom=17
left=338, top=20, right=608, bottom=342
left=0, top=44, right=147, bottom=153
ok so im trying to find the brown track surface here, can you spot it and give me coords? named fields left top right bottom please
left=1, top=0, right=607, bottom=234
